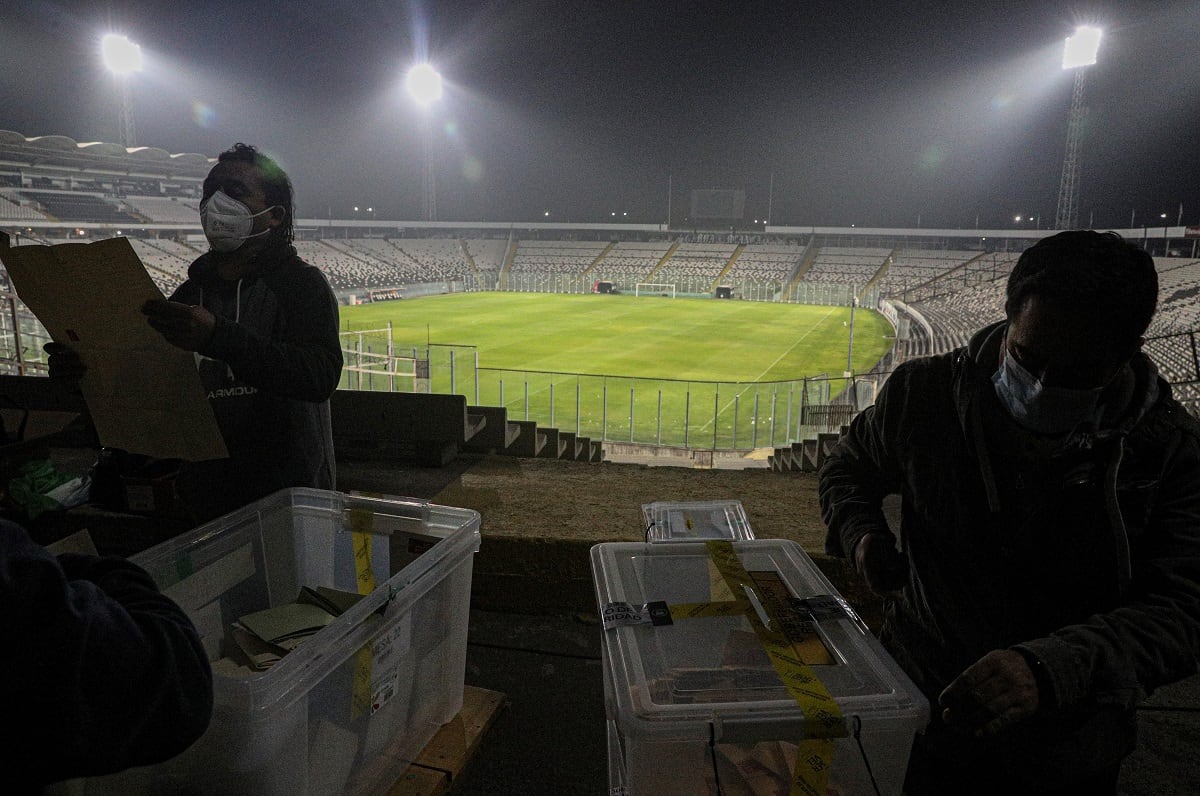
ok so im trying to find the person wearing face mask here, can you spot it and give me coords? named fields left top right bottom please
left=819, top=230, right=1200, bottom=794
left=49, top=143, right=342, bottom=524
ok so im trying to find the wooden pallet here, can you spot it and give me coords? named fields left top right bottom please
left=385, top=686, right=509, bottom=795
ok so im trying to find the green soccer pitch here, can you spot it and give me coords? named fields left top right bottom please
left=340, top=292, right=894, bottom=449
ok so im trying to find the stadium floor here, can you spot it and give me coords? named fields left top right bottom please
left=337, top=453, right=1200, bottom=795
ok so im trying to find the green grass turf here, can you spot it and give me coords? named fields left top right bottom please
left=340, top=292, right=894, bottom=448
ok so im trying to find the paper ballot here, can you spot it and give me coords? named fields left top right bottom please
left=0, top=237, right=228, bottom=460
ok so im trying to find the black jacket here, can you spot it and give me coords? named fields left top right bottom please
left=820, top=322, right=1200, bottom=782
left=169, top=243, right=342, bottom=522
left=0, top=520, right=212, bottom=792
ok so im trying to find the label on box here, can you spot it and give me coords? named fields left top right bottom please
left=358, top=615, right=411, bottom=716
left=370, top=660, right=403, bottom=715
left=787, top=594, right=852, bottom=622
left=601, top=601, right=673, bottom=629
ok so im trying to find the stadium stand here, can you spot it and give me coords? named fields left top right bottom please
left=509, top=239, right=609, bottom=274
left=0, top=189, right=48, bottom=221
left=652, top=242, right=737, bottom=284
left=465, top=239, right=509, bottom=274
left=19, top=191, right=140, bottom=224
left=127, top=238, right=201, bottom=292
left=295, top=240, right=415, bottom=290
left=1151, top=258, right=1200, bottom=334
left=879, top=249, right=979, bottom=292
left=122, top=195, right=201, bottom=224
left=589, top=241, right=674, bottom=286
left=803, top=246, right=891, bottom=285
left=722, top=244, right=803, bottom=283
left=379, top=238, right=476, bottom=282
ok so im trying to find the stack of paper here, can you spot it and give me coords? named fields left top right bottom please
left=230, top=586, right=366, bottom=671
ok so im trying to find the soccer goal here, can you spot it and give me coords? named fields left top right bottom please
left=635, top=282, right=677, bottom=298
left=339, top=324, right=425, bottom=392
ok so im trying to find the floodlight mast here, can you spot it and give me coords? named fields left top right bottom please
left=406, top=63, right=443, bottom=222
left=1054, top=26, right=1101, bottom=230
left=101, top=34, right=143, bottom=148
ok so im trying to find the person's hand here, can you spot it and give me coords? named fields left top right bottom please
left=142, top=300, right=216, bottom=352
left=852, top=532, right=906, bottom=596
left=44, top=341, right=86, bottom=384
left=939, top=650, right=1040, bottom=737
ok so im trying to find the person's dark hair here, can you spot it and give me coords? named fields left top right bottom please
left=1006, top=230, right=1157, bottom=347
left=216, top=143, right=294, bottom=243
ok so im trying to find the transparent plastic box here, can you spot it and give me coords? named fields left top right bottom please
left=65, top=488, right=480, bottom=796
left=592, top=539, right=928, bottom=796
left=640, top=500, right=755, bottom=542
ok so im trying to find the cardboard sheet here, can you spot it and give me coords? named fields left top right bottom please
left=0, top=238, right=227, bottom=460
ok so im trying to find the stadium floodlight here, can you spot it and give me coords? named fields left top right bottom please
left=101, top=33, right=143, bottom=148
left=406, top=63, right=443, bottom=107
left=406, top=63, right=443, bottom=221
left=101, top=33, right=143, bottom=74
left=1062, top=26, right=1101, bottom=69
left=1054, top=26, right=1102, bottom=230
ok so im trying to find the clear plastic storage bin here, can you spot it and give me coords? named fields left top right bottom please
left=592, top=539, right=928, bottom=796
left=640, top=500, right=755, bottom=542
left=65, top=488, right=480, bottom=796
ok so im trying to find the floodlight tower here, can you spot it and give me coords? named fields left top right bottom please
left=101, top=33, right=143, bottom=147
left=406, top=63, right=443, bottom=222
left=1054, top=26, right=1101, bottom=230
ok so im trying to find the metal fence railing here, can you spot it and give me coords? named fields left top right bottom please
left=10, top=271, right=1200, bottom=449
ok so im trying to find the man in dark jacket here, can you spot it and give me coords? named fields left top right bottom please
left=53, top=143, right=342, bottom=523
left=0, top=519, right=212, bottom=792
left=819, top=230, right=1200, bottom=794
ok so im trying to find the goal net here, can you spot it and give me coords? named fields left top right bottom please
left=634, top=282, right=677, bottom=298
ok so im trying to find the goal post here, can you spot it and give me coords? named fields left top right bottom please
left=339, top=324, right=426, bottom=392
left=634, top=282, right=677, bottom=298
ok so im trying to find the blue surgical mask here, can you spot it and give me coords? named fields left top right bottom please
left=992, top=351, right=1103, bottom=434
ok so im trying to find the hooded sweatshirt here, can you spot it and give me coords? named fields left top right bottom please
left=819, top=321, right=1200, bottom=784
left=168, top=242, right=342, bottom=523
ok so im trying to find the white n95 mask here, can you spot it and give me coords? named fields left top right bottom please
left=200, top=190, right=277, bottom=252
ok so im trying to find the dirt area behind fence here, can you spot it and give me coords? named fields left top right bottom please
left=337, top=454, right=881, bottom=625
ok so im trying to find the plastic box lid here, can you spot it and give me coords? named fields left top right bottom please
left=640, top=500, right=755, bottom=542
left=591, top=539, right=928, bottom=744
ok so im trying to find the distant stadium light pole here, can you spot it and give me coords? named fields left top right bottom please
left=101, top=33, right=143, bottom=147
left=1054, top=26, right=1102, bottom=230
left=846, top=294, right=858, bottom=375
left=406, top=63, right=443, bottom=222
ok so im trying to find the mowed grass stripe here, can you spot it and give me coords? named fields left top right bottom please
left=341, top=293, right=893, bottom=382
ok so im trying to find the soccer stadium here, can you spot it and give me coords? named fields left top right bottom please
left=2, top=130, right=1199, bottom=456
left=3, top=127, right=1200, bottom=793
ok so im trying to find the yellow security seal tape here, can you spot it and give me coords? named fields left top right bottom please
left=705, top=540, right=846, bottom=796
left=599, top=542, right=847, bottom=796
left=349, top=506, right=376, bottom=719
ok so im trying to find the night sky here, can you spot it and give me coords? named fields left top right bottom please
left=3, top=1, right=1199, bottom=230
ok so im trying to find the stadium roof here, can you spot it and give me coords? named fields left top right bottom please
left=0, top=129, right=211, bottom=178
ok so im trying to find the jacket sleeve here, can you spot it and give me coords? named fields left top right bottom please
left=201, top=265, right=343, bottom=402
left=1015, top=423, right=1200, bottom=711
left=0, top=520, right=213, bottom=785
left=818, top=362, right=910, bottom=559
